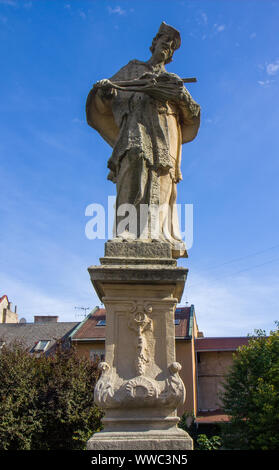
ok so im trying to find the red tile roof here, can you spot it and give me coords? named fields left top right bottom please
left=195, top=336, right=250, bottom=352
left=72, top=306, right=193, bottom=340
left=174, top=306, right=192, bottom=338
left=73, top=308, right=106, bottom=339
left=0, top=295, right=8, bottom=304
left=196, top=410, right=230, bottom=423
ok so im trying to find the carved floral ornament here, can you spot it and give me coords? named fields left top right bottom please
left=94, top=360, right=185, bottom=410
left=93, top=300, right=185, bottom=409
left=128, top=301, right=153, bottom=376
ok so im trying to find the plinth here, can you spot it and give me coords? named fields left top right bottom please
left=86, top=240, right=193, bottom=450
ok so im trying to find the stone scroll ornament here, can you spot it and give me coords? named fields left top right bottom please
left=94, top=359, right=185, bottom=410
left=94, top=300, right=186, bottom=410
left=86, top=21, right=201, bottom=259
left=128, top=301, right=153, bottom=376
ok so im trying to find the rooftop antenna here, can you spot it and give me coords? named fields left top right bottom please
left=74, top=306, right=90, bottom=319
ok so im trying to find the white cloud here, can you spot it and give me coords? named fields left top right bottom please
left=79, top=10, right=86, bottom=20
left=0, top=0, right=17, bottom=5
left=0, top=244, right=100, bottom=323
left=72, top=117, right=84, bottom=124
left=181, top=271, right=279, bottom=337
left=0, top=273, right=97, bottom=323
left=258, top=79, right=272, bottom=87
left=266, top=60, right=279, bottom=76
left=201, top=12, right=208, bottom=25
left=5, top=261, right=277, bottom=335
left=212, top=24, right=226, bottom=35
left=107, top=6, right=126, bottom=15
left=35, top=130, right=78, bottom=154
left=2, top=246, right=278, bottom=335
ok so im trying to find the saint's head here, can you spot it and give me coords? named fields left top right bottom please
left=150, top=22, right=181, bottom=65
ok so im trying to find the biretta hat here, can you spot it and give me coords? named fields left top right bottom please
left=155, top=22, right=181, bottom=50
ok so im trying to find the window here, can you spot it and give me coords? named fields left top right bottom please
left=34, top=340, right=50, bottom=352
left=96, top=320, right=106, bottom=326
left=91, top=353, right=99, bottom=362
left=174, top=319, right=180, bottom=325
left=90, top=350, right=105, bottom=362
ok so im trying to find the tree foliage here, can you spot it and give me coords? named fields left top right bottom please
left=0, top=340, right=103, bottom=450
left=196, top=434, right=222, bottom=450
left=178, top=412, right=223, bottom=450
left=221, top=323, right=279, bottom=450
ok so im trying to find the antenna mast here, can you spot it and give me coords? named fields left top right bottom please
left=74, top=306, right=90, bottom=319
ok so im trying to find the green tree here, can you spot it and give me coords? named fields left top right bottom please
left=34, top=343, right=103, bottom=450
left=0, top=340, right=103, bottom=450
left=179, top=413, right=223, bottom=450
left=196, top=434, right=222, bottom=450
left=221, top=323, right=279, bottom=450
left=0, top=340, right=42, bottom=450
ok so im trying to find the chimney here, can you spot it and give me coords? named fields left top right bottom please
left=34, top=315, right=59, bottom=323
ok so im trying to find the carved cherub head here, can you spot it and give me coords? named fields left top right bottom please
left=150, top=22, right=181, bottom=65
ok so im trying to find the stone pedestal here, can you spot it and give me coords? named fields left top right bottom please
left=86, top=240, right=193, bottom=450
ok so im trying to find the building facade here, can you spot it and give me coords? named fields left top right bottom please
left=70, top=306, right=250, bottom=419
left=0, top=295, right=18, bottom=324
left=0, top=304, right=250, bottom=421
left=0, top=314, right=78, bottom=355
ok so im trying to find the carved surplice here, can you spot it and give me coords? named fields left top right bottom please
left=86, top=22, right=200, bottom=258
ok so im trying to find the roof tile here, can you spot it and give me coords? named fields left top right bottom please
left=0, top=322, right=79, bottom=354
left=72, top=307, right=192, bottom=340
left=195, top=336, right=250, bottom=351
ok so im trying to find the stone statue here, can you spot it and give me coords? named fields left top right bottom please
left=86, top=22, right=200, bottom=258
left=86, top=23, right=199, bottom=450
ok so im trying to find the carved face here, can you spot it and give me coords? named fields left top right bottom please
left=151, top=33, right=175, bottom=64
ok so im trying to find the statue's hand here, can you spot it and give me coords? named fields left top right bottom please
left=139, top=72, right=157, bottom=81
left=94, top=79, right=117, bottom=100
left=181, top=88, right=200, bottom=117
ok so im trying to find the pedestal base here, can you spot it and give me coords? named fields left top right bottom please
left=87, top=428, right=193, bottom=450
left=87, top=240, right=190, bottom=451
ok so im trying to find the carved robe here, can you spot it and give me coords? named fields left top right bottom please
left=86, top=59, right=200, bottom=254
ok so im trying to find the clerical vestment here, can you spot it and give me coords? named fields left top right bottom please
left=86, top=59, right=200, bottom=185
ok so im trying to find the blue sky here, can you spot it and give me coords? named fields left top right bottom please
left=0, top=0, right=278, bottom=335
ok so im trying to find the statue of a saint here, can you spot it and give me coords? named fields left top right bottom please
left=86, top=22, right=200, bottom=258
